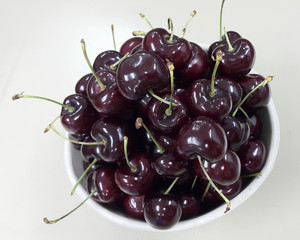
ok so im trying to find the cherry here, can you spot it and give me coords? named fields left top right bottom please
left=147, top=93, right=188, bottom=134
left=221, top=115, right=250, bottom=151
left=175, top=42, right=208, bottom=87
left=116, top=51, right=170, bottom=100
left=119, top=37, right=143, bottom=56
left=92, top=167, right=123, bottom=203
left=175, top=116, right=228, bottom=163
left=239, top=74, right=271, bottom=111
left=80, top=136, right=105, bottom=164
left=201, top=177, right=242, bottom=205
left=186, top=79, right=232, bottom=121
left=215, top=76, right=243, bottom=108
left=93, top=50, right=122, bottom=73
left=75, top=73, right=93, bottom=97
left=152, top=151, right=189, bottom=178
left=248, top=113, right=262, bottom=138
left=90, top=118, right=135, bottom=163
left=212, top=36, right=256, bottom=78
left=144, top=194, right=182, bottom=230
left=194, top=149, right=241, bottom=186
left=60, top=94, right=98, bottom=135
left=237, top=138, right=266, bottom=174
left=179, top=193, right=201, bottom=220
left=142, top=27, right=192, bottom=70
left=123, top=194, right=145, bottom=219
left=68, top=132, right=89, bottom=150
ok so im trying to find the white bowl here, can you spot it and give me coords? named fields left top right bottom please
left=64, top=96, right=280, bottom=231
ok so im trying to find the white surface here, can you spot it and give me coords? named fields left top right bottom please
left=0, top=0, right=299, bottom=239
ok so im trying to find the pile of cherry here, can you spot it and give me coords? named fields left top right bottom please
left=13, top=15, right=272, bottom=230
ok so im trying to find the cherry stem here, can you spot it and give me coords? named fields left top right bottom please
left=12, top=92, right=74, bottom=113
left=190, top=175, right=198, bottom=191
left=132, top=31, right=146, bottom=36
left=139, top=13, right=153, bottom=29
left=47, top=121, right=106, bottom=146
left=232, top=76, right=273, bottom=117
left=201, top=181, right=211, bottom=202
left=242, top=173, right=262, bottom=178
left=219, top=0, right=226, bottom=40
left=110, top=52, right=129, bottom=71
left=135, top=118, right=165, bottom=154
left=223, top=27, right=234, bottom=52
left=70, top=158, right=97, bottom=196
left=239, top=107, right=251, bottom=123
left=81, top=39, right=106, bottom=91
left=111, top=24, right=117, bottom=51
left=168, top=18, right=174, bottom=43
left=197, top=155, right=231, bottom=213
left=164, top=177, right=179, bottom=195
left=182, top=10, right=197, bottom=38
left=123, top=136, right=137, bottom=173
left=209, top=50, right=223, bottom=98
left=165, top=60, right=175, bottom=116
left=148, top=90, right=178, bottom=107
left=44, top=188, right=97, bottom=224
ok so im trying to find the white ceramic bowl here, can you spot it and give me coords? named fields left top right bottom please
left=64, top=96, right=280, bottom=231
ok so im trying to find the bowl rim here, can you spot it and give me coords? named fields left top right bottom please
left=64, top=97, right=280, bottom=232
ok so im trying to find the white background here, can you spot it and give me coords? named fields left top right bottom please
left=1, top=0, right=299, bottom=239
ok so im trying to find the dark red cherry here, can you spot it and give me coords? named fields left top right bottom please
left=123, top=194, right=145, bottom=219
left=115, top=153, right=155, bottom=196
left=175, top=116, right=227, bottom=163
left=152, top=151, right=189, bottom=178
left=86, top=170, right=101, bottom=202
left=212, top=38, right=255, bottom=78
left=75, top=73, right=93, bottom=97
left=90, top=118, right=134, bottom=163
left=221, top=115, right=250, bottom=151
left=186, top=79, right=232, bottom=121
left=175, top=42, right=208, bottom=87
left=116, top=51, right=170, bottom=100
left=80, top=136, right=105, bottom=164
left=93, top=167, right=123, bottom=203
left=215, top=76, right=243, bottom=108
left=86, top=71, right=133, bottom=118
left=93, top=50, right=122, bottom=72
left=60, top=94, right=98, bottom=135
left=144, top=194, right=182, bottom=230
left=201, top=177, right=242, bottom=205
left=237, top=138, right=266, bottom=174
left=179, top=193, right=201, bottom=220
left=239, top=74, right=271, bottom=111
left=147, top=94, right=188, bottom=134
left=142, top=28, right=192, bottom=70
left=68, top=132, right=89, bottom=150
left=194, top=149, right=241, bottom=186
left=248, top=114, right=262, bottom=138
left=120, top=37, right=143, bottom=55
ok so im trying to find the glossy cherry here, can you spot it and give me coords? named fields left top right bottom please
left=237, top=138, right=266, bottom=174
left=239, top=74, right=271, bottom=111
left=75, top=73, right=93, bottom=97
left=215, top=76, right=243, bottom=108
left=176, top=42, right=208, bottom=87
left=194, top=149, right=241, bottom=186
left=142, top=28, right=192, bottom=70
left=80, top=136, right=105, bottom=164
left=186, top=79, right=232, bottom=121
left=60, top=94, right=98, bottom=135
left=123, top=194, right=145, bottom=219
left=116, top=51, right=170, bottom=100
left=147, top=93, right=188, bottom=134
left=115, top=153, right=155, bottom=196
left=90, top=118, right=135, bottom=163
left=120, top=37, right=143, bottom=56
left=175, top=116, right=228, bottom=163
left=212, top=38, right=255, bottom=78
left=221, top=115, right=250, bottom=151
left=93, top=50, right=122, bottom=72
left=144, top=194, right=182, bottom=230
left=179, top=193, right=201, bottom=220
